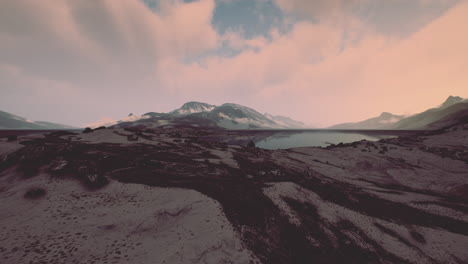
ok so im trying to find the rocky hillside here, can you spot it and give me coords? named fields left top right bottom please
left=390, top=98, right=468, bottom=130
left=328, top=96, right=467, bottom=130
left=330, top=112, right=406, bottom=129
left=1, top=119, right=467, bottom=263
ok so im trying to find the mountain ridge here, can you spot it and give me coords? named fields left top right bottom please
left=170, top=101, right=216, bottom=115
left=111, top=102, right=306, bottom=130
left=329, top=112, right=406, bottom=129
left=0, top=110, right=76, bottom=129
left=329, top=96, right=467, bottom=130
left=389, top=97, right=468, bottom=129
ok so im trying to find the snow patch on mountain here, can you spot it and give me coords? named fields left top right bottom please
left=85, top=114, right=151, bottom=129
left=171, top=102, right=216, bottom=115
left=264, top=113, right=305, bottom=128
left=212, top=104, right=286, bottom=129
left=119, top=113, right=151, bottom=123
left=378, top=116, right=403, bottom=124
left=84, top=117, right=117, bottom=128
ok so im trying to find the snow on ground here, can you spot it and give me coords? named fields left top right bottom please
left=176, top=105, right=215, bottom=115
left=263, top=182, right=468, bottom=264
left=0, top=172, right=256, bottom=264
left=208, top=149, right=239, bottom=168
left=1, top=125, right=466, bottom=263
left=283, top=139, right=467, bottom=195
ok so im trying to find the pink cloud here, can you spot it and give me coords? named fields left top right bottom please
left=154, top=1, right=468, bottom=126
left=1, top=0, right=467, bottom=127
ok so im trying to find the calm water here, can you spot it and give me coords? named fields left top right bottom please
left=218, top=130, right=421, bottom=149
left=255, top=131, right=388, bottom=149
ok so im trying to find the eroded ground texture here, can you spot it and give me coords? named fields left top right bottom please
left=0, top=124, right=467, bottom=264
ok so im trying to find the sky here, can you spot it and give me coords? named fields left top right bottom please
left=0, top=0, right=467, bottom=127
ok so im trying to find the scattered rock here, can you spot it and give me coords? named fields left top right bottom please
left=7, top=135, right=17, bottom=142
left=48, top=157, right=69, bottom=174
left=82, top=127, right=93, bottom=134
left=247, top=141, right=256, bottom=148
left=24, top=188, right=46, bottom=199
left=127, top=134, right=139, bottom=141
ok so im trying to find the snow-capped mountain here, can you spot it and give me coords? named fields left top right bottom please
left=264, top=113, right=305, bottom=128
left=0, top=110, right=76, bottom=129
left=112, top=102, right=306, bottom=130
left=208, top=103, right=286, bottom=129
left=170, top=102, right=216, bottom=115
left=329, top=112, right=406, bottom=129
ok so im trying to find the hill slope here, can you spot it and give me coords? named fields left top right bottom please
left=264, top=113, right=305, bottom=128
left=0, top=110, right=75, bottom=129
left=330, top=112, right=405, bottom=129
left=389, top=96, right=468, bottom=129
left=328, top=96, right=468, bottom=130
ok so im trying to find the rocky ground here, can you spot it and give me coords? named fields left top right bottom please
left=0, top=124, right=467, bottom=264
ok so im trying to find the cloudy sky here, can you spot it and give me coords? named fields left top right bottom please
left=1, top=0, right=467, bottom=127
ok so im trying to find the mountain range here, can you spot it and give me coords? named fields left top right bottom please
left=113, top=102, right=306, bottom=130
left=1, top=96, right=467, bottom=130
left=2, top=99, right=467, bottom=264
left=0, top=110, right=75, bottom=129
left=329, top=96, right=468, bottom=130
left=389, top=96, right=468, bottom=129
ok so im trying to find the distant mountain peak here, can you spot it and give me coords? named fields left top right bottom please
left=379, top=112, right=394, bottom=118
left=441, top=96, right=464, bottom=108
left=171, top=101, right=216, bottom=115
left=181, top=101, right=213, bottom=107
left=329, top=111, right=405, bottom=129
left=220, top=103, right=244, bottom=108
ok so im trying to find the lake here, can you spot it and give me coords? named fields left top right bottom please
left=213, top=129, right=422, bottom=149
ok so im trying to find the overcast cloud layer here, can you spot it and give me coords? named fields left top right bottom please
left=0, top=0, right=467, bottom=127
